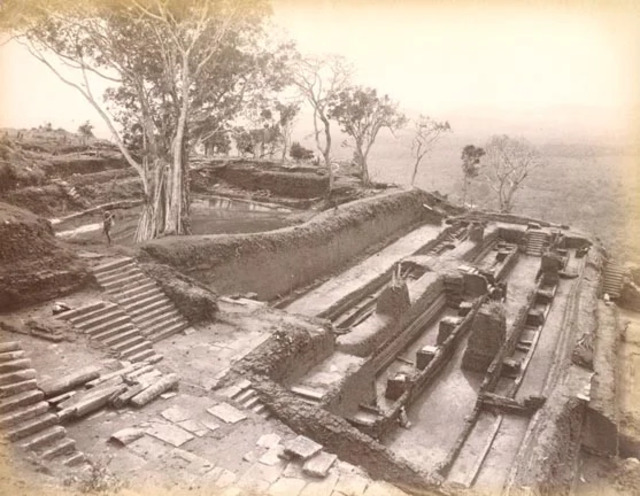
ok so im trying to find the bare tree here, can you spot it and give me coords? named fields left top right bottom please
left=410, top=115, right=451, bottom=185
left=482, top=135, right=543, bottom=213
left=328, top=86, right=406, bottom=186
left=289, top=54, right=352, bottom=192
left=3, top=0, right=268, bottom=241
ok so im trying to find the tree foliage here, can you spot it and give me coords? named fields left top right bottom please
left=482, top=135, right=542, bottom=213
left=328, top=86, right=406, bottom=185
left=460, top=144, right=485, bottom=207
left=410, top=116, right=451, bottom=185
left=289, top=142, right=314, bottom=162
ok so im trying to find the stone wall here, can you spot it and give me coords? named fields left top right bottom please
left=141, top=189, right=436, bottom=301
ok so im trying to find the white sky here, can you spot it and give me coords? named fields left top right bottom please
left=1, top=0, right=638, bottom=142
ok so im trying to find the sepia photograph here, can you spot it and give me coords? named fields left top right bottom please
left=0, top=0, right=639, bottom=495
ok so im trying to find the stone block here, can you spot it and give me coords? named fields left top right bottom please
left=303, top=451, right=337, bottom=478
left=437, top=316, right=462, bottom=344
left=416, top=346, right=437, bottom=370
left=283, top=435, right=322, bottom=460
left=385, top=373, right=410, bottom=401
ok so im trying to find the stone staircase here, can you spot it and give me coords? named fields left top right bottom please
left=0, top=341, right=87, bottom=468
left=602, top=261, right=626, bottom=299
left=525, top=230, right=549, bottom=256
left=223, top=380, right=270, bottom=419
left=93, top=257, right=190, bottom=342
left=59, top=301, right=162, bottom=364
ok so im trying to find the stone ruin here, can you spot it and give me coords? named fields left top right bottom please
left=462, top=300, right=507, bottom=373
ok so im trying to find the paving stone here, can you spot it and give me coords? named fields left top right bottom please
left=243, top=459, right=286, bottom=484
left=257, top=432, right=282, bottom=449
left=260, top=446, right=286, bottom=466
left=243, top=450, right=258, bottom=463
left=334, top=473, right=370, bottom=496
left=303, top=451, right=338, bottom=478
left=127, top=435, right=170, bottom=462
left=177, top=419, right=208, bottom=437
left=269, top=477, right=307, bottom=496
left=161, top=405, right=192, bottom=423
left=207, top=402, right=247, bottom=424
left=283, top=461, right=306, bottom=479
left=219, top=488, right=242, bottom=496
left=160, top=392, right=177, bottom=400
left=215, top=469, right=238, bottom=488
left=300, top=472, right=339, bottom=496
left=284, top=435, right=323, bottom=460
left=200, top=418, right=220, bottom=432
left=145, top=423, right=194, bottom=447
left=171, top=449, right=215, bottom=476
left=363, top=481, right=408, bottom=496
left=218, top=385, right=242, bottom=398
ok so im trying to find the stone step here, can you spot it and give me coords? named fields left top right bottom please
left=111, top=335, right=146, bottom=353
left=83, top=315, right=132, bottom=337
left=102, top=273, right=148, bottom=291
left=118, top=287, right=164, bottom=308
left=127, top=349, right=157, bottom=363
left=61, top=451, right=87, bottom=467
left=102, top=328, right=144, bottom=347
left=0, top=379, right=38, bottom=397
left=93, top=257, right=133, bottom=276
left=0, top=358, right=32, bottom=374
left=134, top=308, right=181, bottom=330
left=75, top=308, right=126, bottom=331
left=0, top=350, right=26, bottom=363
left=242, top=396, right=260, bottom=409
left=41, top=437, right=76, bottom=460
left=69, top=302, right=119, bottom=326
left=142, top=314, right=186, bottom=333
left=0, top=342, right=22, bottom=354
left=130, top=301, right=175, bottom=322
left=95, top=266, right=144, bottom=285
left=291, top=386, right=324, bottom=402
left=120, top=341, right=153, bottom=359
left=0, top=389, right=44, bottom=415
left=19, top=425, right=66, bottom=451
left=0, top=368, right=37, bottom=386
left=124, top=293, right=167, bottom=315
left=91, top=323, right=137, bottom=343
left=147, top=320, right=189, bottom=343
left=235, top=388, right=257, bottom=404
left=0, top=401, right=50, bottom=428
left=5, top=413, right=59, bottom=441
left=118, top=281, right=158, bottom=300
left=56, top=302, right=105, bottom=321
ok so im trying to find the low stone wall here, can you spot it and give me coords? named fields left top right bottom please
left=230, top=314, right=335, bottom=386
left=140, top=189, right=435, bottom=300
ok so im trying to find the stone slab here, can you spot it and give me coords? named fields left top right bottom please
left=161, top=405, right=192, bottom=423
left=303, top=451, right=337, bottom=478
left=269, top=477, right=307, bottom=496
left=201, top=418, right=221, bottom=432
left=207, top=402, right=247, bottom=424
left=334, top=473, right=370, bottom=496
left=145, top=423, right=194, bottom=447
left=260, top=446, right=286, bottom=466
left=177, top=419, right=208, bottom=437
left=257, top=433, right=282, bottom=449
left=109, top=427, right=145, bottom=446
left=284, top=435, right=322, bottom=460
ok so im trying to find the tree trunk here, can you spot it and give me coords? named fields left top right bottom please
left=411, top=159, right=420, bottom=186
left=318, top=113, right=333, bottom=196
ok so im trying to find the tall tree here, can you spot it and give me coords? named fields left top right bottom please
left=482, top=135, right=543, bottom=213
left=410, top=116, right=451, bottom=185
left=2, top=0, right=269, bottom=241
left=460, top=145, right=485, bottom=208
left=288, top=54, right=352, bottom=192
left=328, top=86, right=406, bottom=186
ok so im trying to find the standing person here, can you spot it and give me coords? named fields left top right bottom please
left=103, top=210, right=115, bottom=246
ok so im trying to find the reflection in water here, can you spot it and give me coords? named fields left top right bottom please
left=193, top=196, right=292, bottom=213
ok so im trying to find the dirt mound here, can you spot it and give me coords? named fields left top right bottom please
left=0, top=202, right=92, bottom=312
